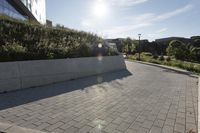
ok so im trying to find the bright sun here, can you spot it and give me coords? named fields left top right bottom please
left=93, top=1, right=108, bottom=19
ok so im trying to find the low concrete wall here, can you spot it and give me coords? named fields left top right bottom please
left=0, top=55, right=126, bottom=93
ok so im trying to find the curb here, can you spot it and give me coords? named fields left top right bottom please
left=126, top=60, right=199, bottom=78
left=0, top=122, right=46, bottom=133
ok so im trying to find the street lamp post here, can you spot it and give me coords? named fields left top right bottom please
left=138, top=34, right=141, bottom=61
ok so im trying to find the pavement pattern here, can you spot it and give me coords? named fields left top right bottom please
left=0, top=61, right=198, bottom=133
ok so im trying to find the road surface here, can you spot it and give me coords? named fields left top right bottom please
left=0, top=61, right=198, bottom=133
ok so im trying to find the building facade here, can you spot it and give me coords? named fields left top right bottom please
left=20, top=0, right=46, bottom=24
left=0, top=0, right=46, bottom=24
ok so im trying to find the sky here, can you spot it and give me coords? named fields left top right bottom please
left=46, top=0, right=200, bottom=41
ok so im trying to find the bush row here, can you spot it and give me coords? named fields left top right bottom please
left=0, top=15, right=118, bottom=62
left=128, top=52, right=200, bottom=73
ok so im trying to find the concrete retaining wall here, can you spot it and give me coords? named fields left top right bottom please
left=0, top=55, right=126, bottom=93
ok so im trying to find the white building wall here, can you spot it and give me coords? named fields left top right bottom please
left=20, top=0, right=46, bottom=24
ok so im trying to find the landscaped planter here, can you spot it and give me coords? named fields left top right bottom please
left=0, top=55, right=126, bottom=93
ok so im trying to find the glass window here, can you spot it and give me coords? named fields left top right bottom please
left=0, top=0, right=26, bottom=20
left=26, top=0, right=28, bottom=7
left=29, top=3, right=31, bottom=11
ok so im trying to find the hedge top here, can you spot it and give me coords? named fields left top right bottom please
left=0, top=15, right=118, bottom=62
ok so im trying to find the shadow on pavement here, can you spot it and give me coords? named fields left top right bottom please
left=0, top=69, right=132, bottom=110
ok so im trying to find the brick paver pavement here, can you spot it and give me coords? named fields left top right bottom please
left=0, top=61, right=198, bottom=133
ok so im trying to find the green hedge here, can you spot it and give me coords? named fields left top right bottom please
left=0, top=15, right=118, bottom=62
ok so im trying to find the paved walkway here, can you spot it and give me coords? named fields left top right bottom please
left=0, top=122, right=46, bottom=133
left=0, top=61, right=198, bottom=133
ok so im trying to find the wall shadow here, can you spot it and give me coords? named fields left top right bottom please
left=0, top=69, right=132, bottom=110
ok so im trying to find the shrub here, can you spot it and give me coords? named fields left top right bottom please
left=194, top=64, right=200, bottom=73
left=0, top=42, right=27, bottom=61
left=159, top=55, right=164, bottom=61
left=149, top=59, right=160, bottom=64
left=122, top=37, right=137, bottom=54
left=167, top=40, right=188, bottom=60
left=166, top=56, right=171, bottom=62
left=153, top=55, right=158, bottom=59
left=107, top=47, right=119, bottom=56
left=0, top=15, right=118, bottom=62
left=71, top=44, right=92, bottom=58
left=127, top=52, right=200, bottom=73
left=136, top=57, right=140, bottom=61
left=141, top=52, right=152, bottom=57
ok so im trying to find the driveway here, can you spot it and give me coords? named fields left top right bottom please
left=0, top=61, right=198, bottom=133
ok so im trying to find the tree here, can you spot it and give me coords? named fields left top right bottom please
left=191, top=36, right=200, bottom=40
left=166, top=40, right=188, bottom=60
left=122, top=37, right=137, bottom=55
left=188, top=45, right=200, bottom=62
left=194, top=39, right=200, bottom=47
left=193, top=48, right=200, bottom=62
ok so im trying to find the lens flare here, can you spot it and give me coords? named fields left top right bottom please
left=98, top=43, right=102, bottom=48
left=97, top=54, right=103, bottom=61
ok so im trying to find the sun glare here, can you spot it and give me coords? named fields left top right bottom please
left=93, top=1, right=108, bottom=19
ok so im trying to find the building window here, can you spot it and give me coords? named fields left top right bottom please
left=0, top=0, right=26, bottom=20
left=26, top=0, right=28, bottom=7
